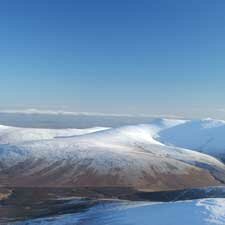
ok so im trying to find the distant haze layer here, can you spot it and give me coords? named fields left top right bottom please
left=0, top=111, right=158, bottom=129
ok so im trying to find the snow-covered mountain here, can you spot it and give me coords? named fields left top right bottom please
left=157, top=118, right=225, bottom=160
left=0, top=118, right=225, bottom=190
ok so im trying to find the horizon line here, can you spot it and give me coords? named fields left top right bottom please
left=0, top=108, right=187, bottom=119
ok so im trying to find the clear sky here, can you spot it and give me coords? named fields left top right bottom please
left=1, top=0, right=225, bottom=118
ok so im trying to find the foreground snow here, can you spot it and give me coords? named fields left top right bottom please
left=14, top=198, right=225, bottom=225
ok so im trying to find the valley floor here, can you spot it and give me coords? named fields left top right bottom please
left=1, top=187, right=225, bottom=224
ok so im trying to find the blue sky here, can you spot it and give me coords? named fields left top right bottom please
left=1, top=0, right=225, bottom=118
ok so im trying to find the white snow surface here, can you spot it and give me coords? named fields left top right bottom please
left=14, top=198, right=225, bottom=225
left=0, top=125, right=109, bottom=144
left=157, top=118, right=225, bottom=157
left=2, top=117, right=225, bottom=161
left=0, top=118, right=184, bottom=147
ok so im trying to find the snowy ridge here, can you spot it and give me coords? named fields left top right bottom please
left=157, top=118, right=225, bottom=159
left=0, top=125, right=109, bottom=144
